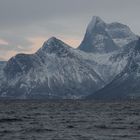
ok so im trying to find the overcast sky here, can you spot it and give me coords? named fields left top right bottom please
left=0, top=0, right=140, bottom=60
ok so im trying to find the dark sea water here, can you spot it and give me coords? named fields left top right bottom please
left=0, top=100, right=140, bottom=140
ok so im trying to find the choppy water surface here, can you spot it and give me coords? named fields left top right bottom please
left=0, top=100, right=140, bottom=140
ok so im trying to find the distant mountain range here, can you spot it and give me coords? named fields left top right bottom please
left=0, top=16, right=139, bottom=100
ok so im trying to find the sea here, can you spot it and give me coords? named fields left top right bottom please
left=0, top=100, right=140, bottom=140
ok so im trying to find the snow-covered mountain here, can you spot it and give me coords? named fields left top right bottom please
left=79, top=16, right=138, bottom=52
left=0, top=37, right=107, bottom=99
left=106, top=22, right=138, bottom=47
left=0, top=61, right=6, bottom=71
left=0, top=16, right=139, bottom=99
left=0, top=61, right=6, bottom=81
left=87, top=39, right=140, bottom=100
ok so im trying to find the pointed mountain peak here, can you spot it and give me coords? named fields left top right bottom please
left=79, top=16, right=118, bottom=53
left=38, top=37, right=72, bottom=56
left=87, top=16, right=106, bottom=33
left=44, top=37, right=60, bottom=45
left=43, top=37, right=65, bottom=47
left=91, top=16, right=104, bottom=23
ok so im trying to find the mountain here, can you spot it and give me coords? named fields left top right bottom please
left=78, top=16, right=138, bottom=83
left=79, top=16, right=118, bottom=53
left=0, top=16, right=139, bottom=100
left=79, top=16, right=138, bottom=52
left=0, top=37, right=131, bottom=99
left=106, top=22, right=138, bottom=47
left=0, top=61, right=6, bottom=80
left=0, top=37, right=106, bottom=99
left=0, top=61, right=6, bottom=70
left=87, top=39, right=140, bottom=100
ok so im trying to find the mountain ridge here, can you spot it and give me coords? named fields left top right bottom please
left=79, top=16, right=138, bottom=53
left=0, top=16, right=139, bottom=99
left=87, top=38, right=140, bottom=100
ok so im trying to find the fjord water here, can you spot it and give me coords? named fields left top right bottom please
left=0, top=100, right=140, bottom=140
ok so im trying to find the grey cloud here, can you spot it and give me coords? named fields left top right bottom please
left=0, top=0, right=139, bottom=30
left=0, top=0, right=140, bottom=60
left=0, top=31, right=33, bottom=52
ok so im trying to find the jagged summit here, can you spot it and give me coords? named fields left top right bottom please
left=107, top=23, right=138, bottom=47
left=79, top=16, right=138, bottom=52
left=43, top=37, right=69, bottom=48
left=92, top=16, right=103, bottom=22
left=79, top=16, right=118, bottom=53
left=44, top=37, right=60, bottom=44
left=38, top=37, right=72, bottom=56
left=86, top=16, right=106, bottom=33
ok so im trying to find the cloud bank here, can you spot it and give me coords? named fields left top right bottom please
left=0, top=0, right=140, bottom=60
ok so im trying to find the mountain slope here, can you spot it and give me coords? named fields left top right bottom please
left=0, top=61, right=6, bottom=80
left=107, top=22, right=138, bottom=47
left=0, top=38, right=131, bottom=99
left=87, top=39, right=140, bottom=100
left=0, top=37, right=106, bottom=99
